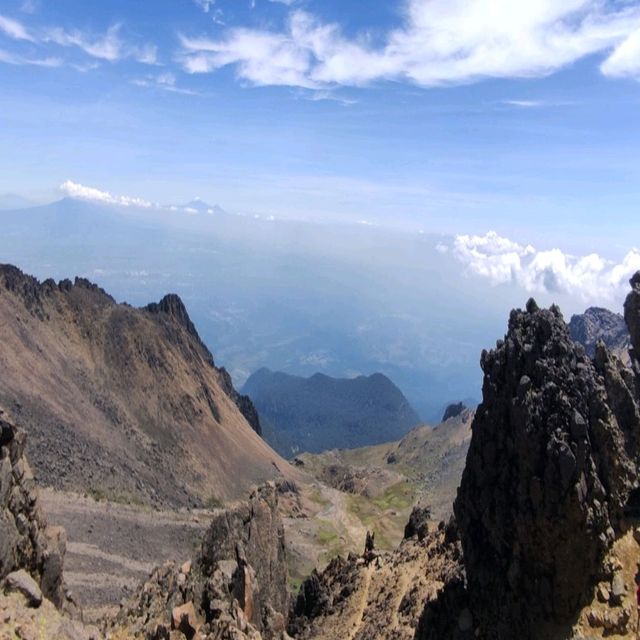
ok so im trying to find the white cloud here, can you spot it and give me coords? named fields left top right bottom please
left=600, top=27, right=640, bottom=78
left=0, top=47, right=61, bottom=67
left=0, top=14, right=34, bottom=41
left=132, top=71, right=199, bottom=95
left=0, top=15, right=157, bottom=69
left=178, top=1, right=640, bottom=89
left=194, top=0, right=216, bottom=12
left=194, top=0, right=225, bottom=23
left=60, top=180, right=153, bottom=208
left=503, top=99, right=547, bottom=108
left=450, top=230, right=640, bottom=302
left=179, top=25, right=318, bottom=87
left=43, top=24, right=157, bottom=65
left=134, top=43, right=158, bottom=65
left=47, top=24, right=123, bottom=61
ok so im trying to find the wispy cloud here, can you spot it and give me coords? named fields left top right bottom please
left=132, top=72, right=199, bottom=95
left=0, top=14, right=158, bottom=68
left=0, top=47, right=61, bottom=67
left=46, top=24, right=124, bottom=61
left=296, top=89, right=358, bottom=105
left=503, top=99, right=548, bottom=108
left=178, top=1, right=640, bottom=89
left=448, top=230, right=640, bottom=302
left=194, top=0, right=216, bottom=12
left=134, top=43, right=158, bottom=65
left=193, top=0, right=225, bottom=24
left=0, top=14, right=34, bottom=41
left=20, top=0, right=39, bottom=15
left=60, top=180, right=154, bottom=208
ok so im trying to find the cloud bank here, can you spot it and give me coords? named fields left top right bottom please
left=451, top=231, right=640, bottom=302
left=179, top=0, right=640, bottom=88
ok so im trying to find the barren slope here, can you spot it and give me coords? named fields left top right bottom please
left=0, top=264, right=293, bottom=507
left=297, top=409, right=473, bottom=522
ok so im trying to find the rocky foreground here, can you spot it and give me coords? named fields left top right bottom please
left=3, top=274, right=640, bottom=639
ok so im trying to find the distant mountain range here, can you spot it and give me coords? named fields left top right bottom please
left=242, top=368, right=420, bottom=456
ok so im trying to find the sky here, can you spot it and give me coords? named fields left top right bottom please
left=1, top=0, right=640, bottom=292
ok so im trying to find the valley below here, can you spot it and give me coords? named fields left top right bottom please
left=35, top=405, right=472, bottom=622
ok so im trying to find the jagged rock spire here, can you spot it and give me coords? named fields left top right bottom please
left=451, top=281, right=640, bottom=639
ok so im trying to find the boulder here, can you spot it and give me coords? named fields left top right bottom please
left=171, top=601, right=199, bottom=638
left=4, top=570, right=43, bottom=607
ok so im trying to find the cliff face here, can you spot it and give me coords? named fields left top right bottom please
left=111, top=483, right=291, bottom=640
left=0, top=264, right=287, bottom=507
left=439, top=283, right=640, bottom=639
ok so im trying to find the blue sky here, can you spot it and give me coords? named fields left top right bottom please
left=1, top=0, right=640, bottom=258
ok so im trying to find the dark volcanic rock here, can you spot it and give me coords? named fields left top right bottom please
left=112, top=483, right=290, bottom=639
left=569, top=306, right=630, bottom=360
left=625, top=272, right=640, bottom=376
left=403, top=506, right=431, bottom=541
left=447, top=291, right=640, bottom=639
left=441, top=402, right=466, bottom=422
left=219, top=367, right=262, bottom=436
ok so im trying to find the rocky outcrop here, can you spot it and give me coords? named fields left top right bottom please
left=624, top=273, right=640, bottom=377
left=111, top=483, right=290, bottom=640
left=0, top=408, right=71, bottom=610
left=219, top=367, right=263, bottom=436
left=403, top=506, right=431, bottom=541
left=441, top=402, right=466, bottom=422
left=569, top=306, right=630, bottom=363
left=0, top=409, right=99, bottom=638
left=289, top=523, right=463, bottom=640
left=427, top=285, right=640, bottom=639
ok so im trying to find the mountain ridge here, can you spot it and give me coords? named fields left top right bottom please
left=0, top=263, right=288, bottom=506
left=242, top=368, right=420, bottom=456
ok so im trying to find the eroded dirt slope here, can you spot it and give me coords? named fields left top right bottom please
left=0, top=264, right=294, bottom=508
